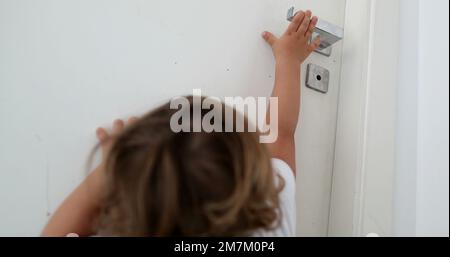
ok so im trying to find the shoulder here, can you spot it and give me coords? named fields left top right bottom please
left=253, top=159, right=296, bottom=237
left=272, top=159, right=295, bottom=186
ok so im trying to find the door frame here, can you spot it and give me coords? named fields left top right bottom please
left=328, top=0, right=400, bottom=236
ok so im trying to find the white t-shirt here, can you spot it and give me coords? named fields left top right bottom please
left=252, top=158, right=296, bottom=237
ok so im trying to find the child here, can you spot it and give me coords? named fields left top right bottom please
left=42, top=10, right=320, bottom=237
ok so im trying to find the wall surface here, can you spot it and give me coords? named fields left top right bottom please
left=394, top=0, right=419, bottom=236
left=395, top=0, right=449, bottom=236
left=331, top=0, right=449, bottom=237
left=415, top=0, right=449, bottom=237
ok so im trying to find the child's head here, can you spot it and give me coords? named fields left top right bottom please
left=96, top=96, right=283, bottom=236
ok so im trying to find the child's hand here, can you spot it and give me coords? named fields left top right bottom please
left=262, top=10, right=320, bottom=64
left=96, top=117, right=138, bottom=163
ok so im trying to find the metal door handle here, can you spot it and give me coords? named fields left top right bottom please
left=287, top=7, right=343, bottom=57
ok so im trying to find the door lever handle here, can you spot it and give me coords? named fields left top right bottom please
left=287, top=7, right=344, bottom=57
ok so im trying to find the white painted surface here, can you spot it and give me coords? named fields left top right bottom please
left=330, top=0, right=399, bottom=236
left=355, top=0, right=399, bottom=236
left=292, top=0, right=346, bottom=236
left=328, top=0, right=373, bottom=236
left=394, top=0, right=419, bottom=236
left=331, top=0, right=449, bottom=237
left=0, top=0, right=346, bottom=236
left=415, top=0, right=449, bottom=237
left=395, top=0, right=449, bottom=237
left=394, top=0, right=449, bottom=237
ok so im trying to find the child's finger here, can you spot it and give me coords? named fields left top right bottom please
left=262, top=31, right=278, bottom=47
left=112, top=119, right=125, bottom=134
left=97, top=126, right=113, bottom=155
left=305, top=16, right=318, bottom=39
left=286, top=11, right=305, bottom=35
left=128, top=116, right=139, bottom=125
left=96, top=127, right=109, bottom=142
left=309, top=36, right=321, bottom=52
left=297, top=10, right=312, bottom=37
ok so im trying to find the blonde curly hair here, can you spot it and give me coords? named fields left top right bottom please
left=95, top=96, right=283, bottom=236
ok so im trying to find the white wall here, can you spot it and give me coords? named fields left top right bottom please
left=394, top=0, right=419, bottom=236
left=0, top=0, right=281, bottom=236
left=395, top=0, right=449, bottom=236
left=416, top=0, right=449, bottom=237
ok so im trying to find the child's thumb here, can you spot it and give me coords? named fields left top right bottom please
left=262, top=31, right=277, bottom=47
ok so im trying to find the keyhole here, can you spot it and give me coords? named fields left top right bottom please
left=316, top=75, right=322, bottom=81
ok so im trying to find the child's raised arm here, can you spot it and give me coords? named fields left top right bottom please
left=262, top=10, right=320, bottom=175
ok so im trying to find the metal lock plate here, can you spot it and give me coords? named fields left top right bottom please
left=306, top=64, right=330, bottom=94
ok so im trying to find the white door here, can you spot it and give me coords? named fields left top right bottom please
left=293, top=0, right=346, bottom=236
left=0, top=0, right=346, bottom=236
